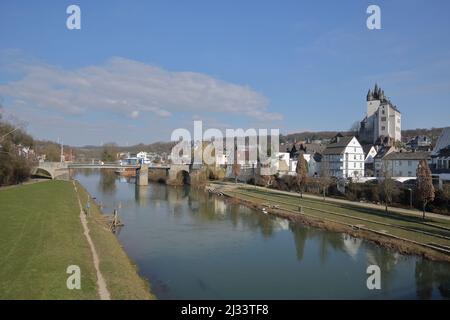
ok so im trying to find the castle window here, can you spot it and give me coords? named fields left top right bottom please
left=381, top=126, right=386, bottom=131
left=381, top=117, right=386, bottom=121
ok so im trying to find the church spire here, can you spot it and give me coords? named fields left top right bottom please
left=367, top=89, right=373, bottom=101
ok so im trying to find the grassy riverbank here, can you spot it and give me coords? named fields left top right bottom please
left=0, top=180, right=154, bottom=299
left=209, top=182, right=450, bottom=262
left=74, top=181, right=155, bottom=299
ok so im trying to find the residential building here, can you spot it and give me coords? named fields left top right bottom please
left=407, top=135, right=432, bottom=151
left=373, top=146, right=396, bottom=177
left=290, top=152, right=322, bottom=177
left=431, top=127, right=450, bottom=172
left=274, top=152, right=290, bottom=176
left=362, top=145, right=378, bottom=176
left=359, top=84, right=401, bottom=145
left=286, top=142, right=325, bottom=160
left=430, top=127, right=450, bottom=188
left=321, top=135, right=365, bottom=179
left=381, top=151, right=431, bottom=178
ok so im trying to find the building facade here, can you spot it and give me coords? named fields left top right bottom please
left=373, top=146, right=396, bottom=177
left=431, top=127, right=450, bottom=172
left=321, top=135, right=365, bottom=179
left=381, top=151, right=431, bottom=178
left=430, top=127, right=450, bottom=188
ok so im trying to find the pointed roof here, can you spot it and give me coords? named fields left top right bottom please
left=322, top=136, right=356, bottom=155
left=432, top=127, right=450, bottom=157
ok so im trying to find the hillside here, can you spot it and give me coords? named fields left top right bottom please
left=281, top=127, right=446, bottom=146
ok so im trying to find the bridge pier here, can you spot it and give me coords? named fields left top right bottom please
left=136, top=164, right=149, bottom=186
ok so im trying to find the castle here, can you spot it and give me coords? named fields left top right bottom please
left=359, top=84, right=401, bottom=145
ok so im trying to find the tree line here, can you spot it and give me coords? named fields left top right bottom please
left=0, top=113, right=35, bottom=186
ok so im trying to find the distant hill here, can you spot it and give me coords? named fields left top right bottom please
left=68, top=141, right=177, bottom=161
left=280, top=131, right=352, bottom=144
left=281, top=127, right=446, bottom=146
left=401, top=127, right=444, bottom=145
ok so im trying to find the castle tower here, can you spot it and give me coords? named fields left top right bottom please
left=361, top=84, right=402, bottom=145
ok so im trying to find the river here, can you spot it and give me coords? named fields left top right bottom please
left=75, top=170, right=450, bottom=299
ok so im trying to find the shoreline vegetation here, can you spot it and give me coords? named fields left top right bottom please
left=206, top=182, right=450, bottom=263
left=0, top=180, right=155, bottom=300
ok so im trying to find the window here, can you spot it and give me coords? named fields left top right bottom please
left=408, top=160, right=412, bottom=166
left=408, top=171, right=412, bottom=177
left=381, top=126, right=386, bottom=131
left=354, top=154, right=356, bottom=160
left=382, top=110, right=385, bottom=115
left=381, top=117, right=386, bottom=121
left=398, top=160, right=402, bottom=166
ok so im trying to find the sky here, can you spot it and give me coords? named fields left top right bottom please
left=0, top=0, right=449, bottom=146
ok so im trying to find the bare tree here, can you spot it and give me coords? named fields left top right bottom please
left=295, top=152, right=308, bottom=198
left=416, top=159, right=435, bottom=219
left=379, top=162, right=396, bottom=214
left=318, top=160, right=332, bottom=201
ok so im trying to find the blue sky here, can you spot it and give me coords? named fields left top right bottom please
left=1, top=0, right=449, bottom=146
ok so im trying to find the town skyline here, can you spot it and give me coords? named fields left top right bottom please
left=1, top=1, right=450, bottom=303
left=1, top=0, right=450, bottom=146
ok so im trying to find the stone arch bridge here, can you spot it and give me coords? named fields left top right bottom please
left=32, top=162, right=192, bottom=185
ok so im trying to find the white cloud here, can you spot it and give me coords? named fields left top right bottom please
left=0, top=56, right=281, bottom=122
left=129, top=110, right=140, bottom=119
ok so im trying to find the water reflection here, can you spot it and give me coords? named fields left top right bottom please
left=415, top=259, right=450, bottom=299
left=75, top=171, right=450, bottom=299
left=98, top=169, right=117, bottom=195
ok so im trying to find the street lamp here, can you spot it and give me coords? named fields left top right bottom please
left=407, top=188, right=413, bottom=209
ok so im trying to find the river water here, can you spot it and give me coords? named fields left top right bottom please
left=75, top=170, right=450, bottom=299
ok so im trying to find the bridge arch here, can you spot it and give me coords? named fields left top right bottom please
left=32, top=167, right=53, bottom=179
left=176, top=170, right=191, bottom=185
